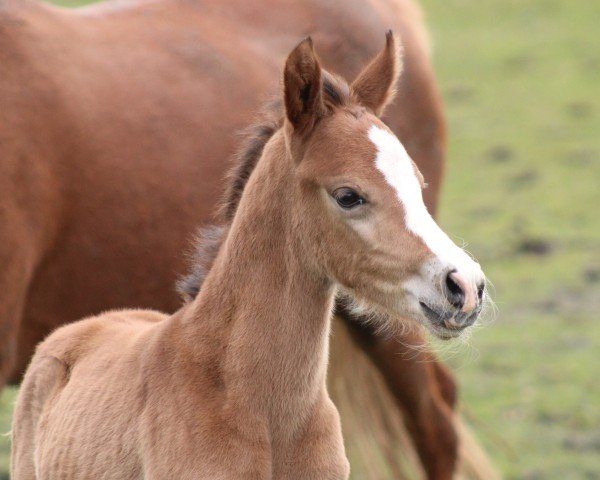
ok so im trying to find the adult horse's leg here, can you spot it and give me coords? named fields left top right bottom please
left=343, top=316, right=458, bottom=480
left=0, top=298, right=25, bottom=389
left=0, top=235, right=34, bottom=389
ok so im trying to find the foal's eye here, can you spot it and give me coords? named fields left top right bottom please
left=333, top=188, right=366, bottom=209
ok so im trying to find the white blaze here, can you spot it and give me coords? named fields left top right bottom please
left=368, top=125, right=480, bottom=277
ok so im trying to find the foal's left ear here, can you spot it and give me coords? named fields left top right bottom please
left=283, top=37, right=325, bottom=133
left=351, top=31, right=402, bottom=117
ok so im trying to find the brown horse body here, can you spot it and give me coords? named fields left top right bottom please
left=1, top=0, right=464, bottom=477
left=12, top=36, right=486, bottom=479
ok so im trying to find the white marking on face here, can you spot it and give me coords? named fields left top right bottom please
left=368, top=125, right=482, bottom=283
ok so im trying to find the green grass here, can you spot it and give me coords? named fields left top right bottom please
left=1, top=0, right=598, bottom=478
left=0, top=388, right=16, bottom=479
left=422, top=0, right=600, bottom=478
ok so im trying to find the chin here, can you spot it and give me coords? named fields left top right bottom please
left=422, top=321, right=465, bottom=340
left=336, top=287, right=473, bottom=340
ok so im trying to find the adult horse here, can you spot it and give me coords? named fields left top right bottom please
left=0, top=0, right=496, bottom=478
left=13, top=34, right=487, bottom=480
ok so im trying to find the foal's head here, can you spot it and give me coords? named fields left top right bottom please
left=281, top=33, right=485, bottom=338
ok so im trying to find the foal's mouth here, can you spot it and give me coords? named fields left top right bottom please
left=419, top=301, right=479, bottom=339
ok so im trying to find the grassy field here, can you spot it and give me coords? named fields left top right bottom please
left=1, top=0, right=599, bottom=478
left=423, top=1, right=600, bottom=478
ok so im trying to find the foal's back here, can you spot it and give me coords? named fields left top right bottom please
left=11, top=309, right=170, bottom=479
left=12, top=307, right=240, bottom=479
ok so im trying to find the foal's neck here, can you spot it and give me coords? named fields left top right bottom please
left=183, top=131, right=335, bottom=438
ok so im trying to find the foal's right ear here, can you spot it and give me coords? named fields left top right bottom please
left=283, top=37, right=325, bottom=133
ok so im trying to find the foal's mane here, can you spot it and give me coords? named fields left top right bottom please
left=177, top=72, right=352, bottom=300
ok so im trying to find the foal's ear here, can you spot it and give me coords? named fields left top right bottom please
left=283, top=37, right=325, bottom=132
left=351, top=31, right=402, bottom=117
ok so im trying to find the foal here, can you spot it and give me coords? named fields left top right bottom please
left=12, top=34, right=485, bottom=480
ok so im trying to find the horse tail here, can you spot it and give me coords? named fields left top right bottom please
left=455, top=416, right=502, bottom=480
left=328, top=316, right=500, bottom=479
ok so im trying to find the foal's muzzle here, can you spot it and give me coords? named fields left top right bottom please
left=418, top=270, right=485, bottom=336
left=444, top=270, right=485, bottom=315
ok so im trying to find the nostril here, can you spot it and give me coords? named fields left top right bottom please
left=477, top=282, right=485, bottom=301
left=445, top=271, right=465, bottom=309
left=446, top=272, right=462, bottom=296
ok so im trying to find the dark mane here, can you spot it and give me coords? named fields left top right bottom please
left=220, top=98, right=284, bottom=223
left=177, top=72, right=351, bottom=300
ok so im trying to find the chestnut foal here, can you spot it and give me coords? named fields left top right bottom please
left=12, top=34, right=485, bottom=480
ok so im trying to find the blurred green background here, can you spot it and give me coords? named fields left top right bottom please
left=1, top=0, right=598, bottom=478
left=425, top=1, right=599, bottom=478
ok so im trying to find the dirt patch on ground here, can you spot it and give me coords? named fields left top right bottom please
left=514, top=237, right=553, bottom=256
left=564, top=431, right=600, bottom=452
left=487, top=145, right=515, bottom=163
